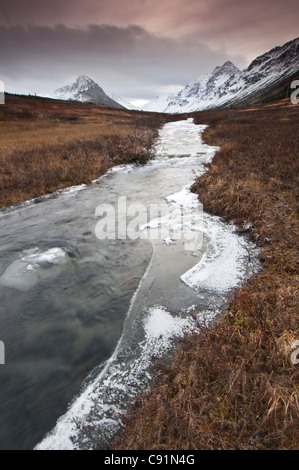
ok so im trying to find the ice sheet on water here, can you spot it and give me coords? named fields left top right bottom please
left=181, top=214, right=256, bottom=293
left=163, top=237, right=175, bottom=246
left=21, top=247, right=66, bottom=265
left=139, top=184, right=203, bottom=248
left=0, top=247, right=66, bottom=291
left=144, top=306, right=192, bottom=341
left=155, top=119, right=217, bottom=158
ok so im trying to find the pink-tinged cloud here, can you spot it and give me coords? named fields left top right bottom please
left=0, top=0, right=298, bottom=61
left=0, top=1, right=297, bottom=99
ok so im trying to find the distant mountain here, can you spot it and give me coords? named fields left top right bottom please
left=143, top=37, right=299, bottom=113
left=142, top=93, right=177, bottom=113
left=108, top=93, right=140, bottom=110
left=52, top=76, right=124, bottom=108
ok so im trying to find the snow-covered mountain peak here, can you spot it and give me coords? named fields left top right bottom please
left=144, top=60, right=241, bottom=113
left=211, top=61, right=240, bottom=76
left=76, top=75, right=94, bottom=83
left=57, top=75, right=105, bottom=96
left=143, top=37, right=299, bottom=113
left=73, top=75, right=97, bottom=90
left=52, top=76, right=124, bottom=108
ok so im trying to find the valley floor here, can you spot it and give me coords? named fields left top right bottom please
left=0, top=94, right=172, bottom=208
left=113, top=100, right=299, bottom=450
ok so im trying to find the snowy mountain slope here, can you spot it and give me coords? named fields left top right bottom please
left=142, top=93, right=177, bottom=112
left=52, top=76, right=124, bottom=108
left=166, top=61, right=241, bottom=113
left=108, top=93, right=140, bottom=110
left=143, top=37, right=299, bottom=113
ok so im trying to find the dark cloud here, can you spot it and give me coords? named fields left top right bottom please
left=0, top=0, right=297, bottom=56
left=0, top=24, right=245, bottom=99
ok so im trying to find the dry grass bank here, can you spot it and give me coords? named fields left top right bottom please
left=113, top=100, right=299, bottom=450
left=0, top=94, right=172, bottom=207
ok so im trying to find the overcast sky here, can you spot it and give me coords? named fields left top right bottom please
left=0, top=0, right=298, bottom=104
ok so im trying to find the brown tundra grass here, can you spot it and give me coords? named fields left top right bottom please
left=113, top=100, right=299, bottom=450
left=0, top=94, right=173, bottom=207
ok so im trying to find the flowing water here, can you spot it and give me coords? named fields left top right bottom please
left=0, top=119, right=259, bottom=450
